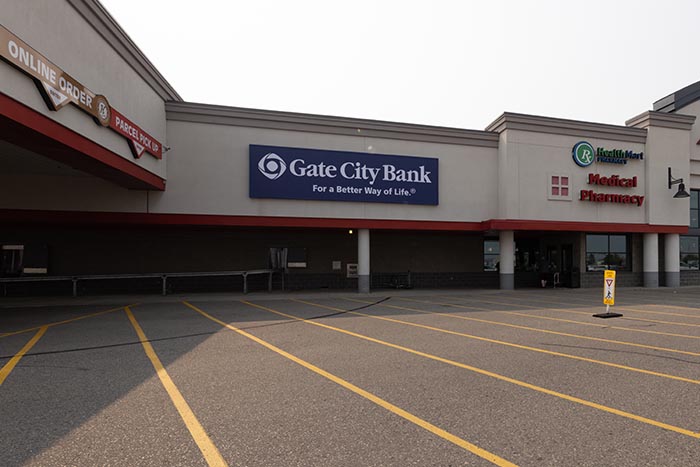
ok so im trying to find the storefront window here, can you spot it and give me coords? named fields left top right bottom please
left=680, top=236, right=699, bottom=270
left=484, top=239, right=499, bottom=271
left=585, top=234, right=628, bottom=271
left=691, top=190, right=699, bottom=229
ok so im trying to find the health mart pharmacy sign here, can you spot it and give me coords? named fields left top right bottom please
left=571, top=142, right=645, bottom=207
left=572, top=141, right=643, bottom=167
left=249, top=145, right=439, bottom=205
left=580, top=173, right=645, bottom=207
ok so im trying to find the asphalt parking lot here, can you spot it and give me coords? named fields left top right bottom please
left=2, top=288, right=700, bottom=466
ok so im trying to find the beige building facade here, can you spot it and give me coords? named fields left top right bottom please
left=2, top=0, right=699, bottom=294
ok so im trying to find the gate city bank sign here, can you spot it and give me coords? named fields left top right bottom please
left=249, top=145, right=439, bottom=205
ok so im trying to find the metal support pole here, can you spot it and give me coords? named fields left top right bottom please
left=268, top=271, right=273, bottom=292
left=162, top=275, right=167, bottom=296
left=243, top=273, right=248, bottom=294
left=72, top=278, right=78, bottom=297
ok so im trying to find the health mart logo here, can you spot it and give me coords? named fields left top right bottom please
left=572, top=141, right=644, bottom=167
left=572, top=141, right=595, bottom=167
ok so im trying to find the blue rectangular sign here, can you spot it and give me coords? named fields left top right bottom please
left=249, top=145, right=439, bottom=205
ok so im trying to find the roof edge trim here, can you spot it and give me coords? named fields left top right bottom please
left=626, top=110, right=696, bottom=130
left=165, top=102, right=500, bottom=148
left=67, top=0, right=182, bottom=102
left=653, top=80, right=700, bottom=113
left=486, top=112, right=647, bottom=143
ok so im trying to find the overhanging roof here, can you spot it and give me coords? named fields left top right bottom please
left=653, top=80, right=700, bottom=113
left=1, top=92, right=165, bottom=191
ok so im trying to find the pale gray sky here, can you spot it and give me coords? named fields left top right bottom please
left=100, top=0, right=700, bottom=130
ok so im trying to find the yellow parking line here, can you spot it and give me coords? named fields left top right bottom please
left=392, top=298, right=700, bottom=357
left=466, top=296, right=700, bottom=328
left=506, top=294, right=700, bottom=315
left=602, top=304, right=700, bottom=322
left=182, top=301, right=518, bottom=467
left=0, top=326, right=47, bottom=385
left=449, top=297, right=700, bottom=332
left=402, top=298, right=700, bottom=341
left=494, top=295, right=700, bottom=320
left=125, top=307, right=228, bottom=467
left=326, top=299, right=700, bottom=385
left=242, top=299, right=700, bottom=439
left=498, top=310, right=700, bottom=339
left=647, top=303, right=700, bottom=312
left=1, top=305, right=132, bottom=339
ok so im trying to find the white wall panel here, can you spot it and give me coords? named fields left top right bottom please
left=152, top=121, right=498, bottom=222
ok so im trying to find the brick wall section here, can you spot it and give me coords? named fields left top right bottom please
left=0, top=227, right=486, bottom=276
left=681, top=270, right=700, bottom=286
left=400, top=272, right=498, bottom=289
left=284, top=271, right=499, bottom=291
left=580, top=271, right=642, bottom=288
left=283, top=273, right=357, bottom=290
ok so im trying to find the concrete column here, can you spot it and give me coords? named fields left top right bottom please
left=643, top=233, right=659, bottom=288
left=499, top=230, right=514, bottom=290
left=358, top=229, right=370, bottom=293
left=664, top=233, right=680, bottom=287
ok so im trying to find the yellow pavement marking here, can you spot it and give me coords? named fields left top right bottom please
left=382, top=297, right=700, bottom=357
left=0, top=326, right=47, bottom=385
left=1, top=305, right=133, bottom=338
left=125, top=307, right=228, bottom=467
left=394, top=298, right=700, bottom=357
left=500, top=295, right=700, bottom=320
left=182, top=301, right=518, bottom=467
left=610, top=305, right=699, bottom=321
left=464, top=296, right=700, bottom=328
left=402, top=297, right=700, bottom=341
left=507, top=294, right=700, bottom=316
left=497, top=311, right=700, bottom=339
left=247, top=299, right=700, bottom=439
left=330, top=299, right=700, bottom=385
left=646, top=303, right=700, bottom=312
left=448, top=297, right=700, bottom=334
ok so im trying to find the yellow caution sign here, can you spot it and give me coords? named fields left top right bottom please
left=603, top=270, right=616, bottom=305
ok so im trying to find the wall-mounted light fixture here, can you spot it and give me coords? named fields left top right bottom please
left=668, top=167, right=690, bottom=199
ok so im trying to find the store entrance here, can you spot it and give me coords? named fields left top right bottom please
left=515, top=233, right=580, bottom=288
left=546, top=243, right=574, bottom=287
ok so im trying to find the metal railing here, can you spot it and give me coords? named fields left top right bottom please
left=0, top=269, right=276, bottom=297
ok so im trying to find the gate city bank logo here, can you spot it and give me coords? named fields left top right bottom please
left=258, top=153, right=287, bottom=180
left=572, top=141, right=595, bottom=167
